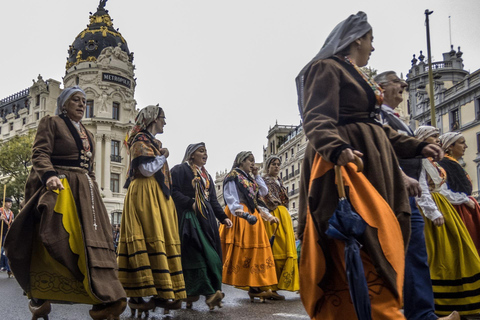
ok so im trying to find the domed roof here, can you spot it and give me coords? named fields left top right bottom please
left=66, top=0, right=132, bottom=70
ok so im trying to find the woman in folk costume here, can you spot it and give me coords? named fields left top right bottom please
left=5, top=86, right=127, bottom=320
left=260, top=155, right=300, bottom=299
left=117, top=105, right=186, bottom=317
left=295, top=12, right=443, bottom=320
left=170, top=143, right=232, bottom=310
left=438, top=132, right=480, bottom=253
left=219, top=151, right=278, bottom=302
left=414, top=126, right=478, bottom=317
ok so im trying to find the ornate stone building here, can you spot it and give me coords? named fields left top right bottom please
left=263, top=123, right=306, bottom=230
left=0, top=1, right=136, bottom=224
left=406, top=46, right=480, bottom=197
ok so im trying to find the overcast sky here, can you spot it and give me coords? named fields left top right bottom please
left=1, top=0, right=479, bottom=176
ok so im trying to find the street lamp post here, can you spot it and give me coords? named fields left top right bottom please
left=425, top=9, right=436, bottom=127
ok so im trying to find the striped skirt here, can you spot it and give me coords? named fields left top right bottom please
left=117, top=176, right=186, bottom=300
left=422, top=193, right=480, bottom=316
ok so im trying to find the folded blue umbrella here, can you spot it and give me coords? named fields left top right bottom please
left=326, top=164, right=371, bottom=320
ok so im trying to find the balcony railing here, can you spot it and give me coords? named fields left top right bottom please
left=295, top=169, right=300, bottom=176
left=110, top=154, right=122, bottom=162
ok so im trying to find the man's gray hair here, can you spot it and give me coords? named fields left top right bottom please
left=374, top=71, right=397, bottom=86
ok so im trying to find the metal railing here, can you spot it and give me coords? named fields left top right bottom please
left=110, top=154, right=122, bottom=162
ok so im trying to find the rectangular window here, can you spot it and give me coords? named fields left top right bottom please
left=36, top=112, right=40, bottom=120
left=291, top=148, right=294, bottom=156
left=112, top=102, right=120, bottom=120
left=280, top=172, right=283, bottom=179
left=36, top=95, right=40, bottom=106
left=111, top=140, right=121, bottom=162
left=86, top=100, right=94, bottom=118
left=22, top=118, right=26, bottom=125
left=110, top=173, right=120, bottom=193
left=450, top=109, right=459, bottom=130
left=9, top=123, right=13, bottom=131
left=286, top=169, right=289, bottom=178
left=477, top=133, right=480, bottom=153
left=285, top=152, right=288, bottom=160
left=476, top=97, right=480, bottom=121
left=292, top=202, right=296, bottom=209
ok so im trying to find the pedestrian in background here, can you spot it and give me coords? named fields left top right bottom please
left=0, top=197, right=14, bottom=278
left=118, top=105, right=186, bottom=317
left=260, top=155, right=300, bottom=299
left=219, top=151, right=278, bottom=302
left=171, top=142, right=232, bottom=310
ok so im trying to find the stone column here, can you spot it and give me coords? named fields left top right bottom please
left=104, top=135, right=112, bottom=194
left=95, top=134, right=103, bottom=188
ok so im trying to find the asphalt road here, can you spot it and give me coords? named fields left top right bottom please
left=0, top=271, right=309, bottom=319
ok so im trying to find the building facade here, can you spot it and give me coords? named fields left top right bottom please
left=262, top=123, right=307, bottom=230
left=406, top=46, right=480, bottom=197
left=0, top=1, right=136, bottom=224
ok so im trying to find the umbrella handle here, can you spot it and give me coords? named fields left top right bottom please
left=335, top=155, right=363, bottom=199
left=272, top=222, right=279, bottom=236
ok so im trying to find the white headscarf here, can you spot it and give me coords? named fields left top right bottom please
left=55, top=86, right=86, bottom=115
left=182, top=142, right=205, bottom=163
left=232, top=151, right=253, bottom=170
left=295, top=11, right=372, bottom=117
left=439, top=132, right=463, bottom=151
left=414, top=126, right=439, bottom=141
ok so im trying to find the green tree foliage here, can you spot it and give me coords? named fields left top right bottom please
left=0, top=130, right=35, bottom=212
left=361, top=66, right=378, bottom=79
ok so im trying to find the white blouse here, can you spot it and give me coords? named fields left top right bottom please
left=416, top=159, right=469, bottom=221
left=224, top=171, right=268, bottom=216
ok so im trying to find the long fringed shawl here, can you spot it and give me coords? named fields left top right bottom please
left=190, top=164, right=210, bottom=220
left=124, top=130, right=172, bottom=198
left=262, top=175, right=289, bottom=211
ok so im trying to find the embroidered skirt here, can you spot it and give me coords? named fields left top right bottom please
left=117, top=176, right=186, bottom=300
left=262, top=205, right=299, bottom=292
left=219, top=204, right=277, bottom=288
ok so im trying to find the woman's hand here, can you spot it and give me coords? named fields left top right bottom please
left=46, top=176, right=65, bottom=191
left=268, top=216, right=279, bottom=224
left=402, top=172, right=422, bottom=197
left=433, top=216, right=445, bottom=227
left=234, top=209, right=244, bottom=216
left=467, top=198, right=476, bottom=209
left=160, top=148, right=170, bottom=158
left=421, top=144, right=444, bottom=162
left=223, top=218, right=233, bottom=228
left=252, top=165, right=260, bottom=176
left=336, top=149, right=363, bottom=166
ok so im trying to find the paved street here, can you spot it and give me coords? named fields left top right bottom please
left=0, top=271, right=309, bottom=319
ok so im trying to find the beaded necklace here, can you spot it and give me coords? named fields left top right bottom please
left=344, top=56, right=384, bottom=106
